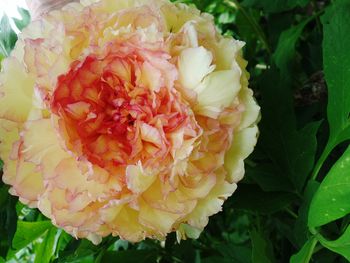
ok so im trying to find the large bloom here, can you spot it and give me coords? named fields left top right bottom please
left=0, top=0, right=260, bottom=243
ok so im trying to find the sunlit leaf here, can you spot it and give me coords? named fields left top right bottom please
left=309, top=146, right=350, bottom=227
left=313, top=0, right=350, bottom=176
left=12, top=221, right=52, bottom=251
left=290, top=237, right=318, bottom=263
left=34, top=228, right=60, bottom=263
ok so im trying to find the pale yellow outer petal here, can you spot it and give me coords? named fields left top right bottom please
left=194, top=69, right=241, bottom=118
left=126, top=164, right=157, bottom=194
left=178, top=46, right=215, bottom=90
left=0, top=58, right=35, bottom=122
left=185, top=172, right=237, bottom=229
left=0, top=120, right=20, bottom=186
left=224, top=125, right=259, bottom=183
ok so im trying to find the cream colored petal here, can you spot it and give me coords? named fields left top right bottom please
left=21, top=118, right=70, bottom=179
left=113, top=206, right=147, bottom=242
left=126, top=164, right=157, bottom=194
left=0, top=58, right=35, bottom=122
left=179, top=173, right=216, bottom=200
left=11, top=160, right=45, bottom=204
left=224, top=125, right=259, bottom=183
left=139, top=199, right=180, bottom=235
left=52, top=158, right=105, bottom=199
left=213, top=38, right=245, bottom=71
left=186, top=173, right=237, bottom=229
left=238, top=88, right=260, bottom=130
left=140, top=123, right=162, bottom=147
left=194, top=69, right=241, bottom=118
left=178, top=46, right=215, bottom=90
left=137, top=61, right=162, bottom=92
left=0, top=120, right=19, bottom=165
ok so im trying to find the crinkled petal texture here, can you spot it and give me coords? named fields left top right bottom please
left=0, top=0, right=260, bottom=243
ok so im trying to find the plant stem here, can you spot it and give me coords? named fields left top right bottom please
left=306, top=237, right=319, bottom=262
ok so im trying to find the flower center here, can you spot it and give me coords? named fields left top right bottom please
left=51, top=46, right=197, bottom=172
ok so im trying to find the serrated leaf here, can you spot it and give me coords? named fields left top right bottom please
left=12, top=8, right=30, bottom=31
left=308, top=146, right=350, bottom=227
left=12, top=221, right=53, bottom=251
left=34, top=228, right=60, bottom=263
left=251, top=229, right=274, bottom=263
left=290, top=237, right=318, bottom=263
left=242, top=0, right=309, bottom=13
left=318, top=225, right=350, bottom=261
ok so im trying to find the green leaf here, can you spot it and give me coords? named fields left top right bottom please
left=0, top=15, right=18, bottom=57
left=12, top=221, right=53, bottom=251
left=273, top=19, right=309, bottom=76
left=313, top=0, right=350, bottom=177
left=318, top=225, right=350, bottom=261
left=242, top=0, right=309, bottom=13
left=34, top=228, right=60, bottom=263
left=251, top=229, right=274, bottom=263
left=309, top=146, right=350, bottom=228
left=101, top=250, right=158, bottom=263
left=290, top=237, right=318, bottom=263
left=231, top=184, right=298, bottom=214
left=12, top=8, right=31, bottom=31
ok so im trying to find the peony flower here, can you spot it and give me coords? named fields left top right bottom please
left=0, top=0, right=260, bottom=244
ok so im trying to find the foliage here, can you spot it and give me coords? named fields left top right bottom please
left=0, top=0, right=350, bottom=262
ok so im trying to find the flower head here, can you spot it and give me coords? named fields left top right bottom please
left=0, top=0, right=260, bottom=243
